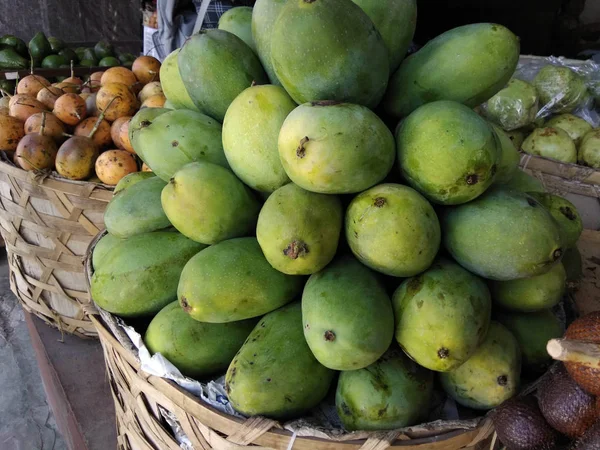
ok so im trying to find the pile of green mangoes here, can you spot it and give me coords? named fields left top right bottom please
left=90, top=0, right=585, bottom=432
left=482, top=65, right=600, bottom=169
left=0, top=32, right=136, bottom=72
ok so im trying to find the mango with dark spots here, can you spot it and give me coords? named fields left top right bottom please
left=145, top=301, right=257, bottom=378
left=522, top=127, right=577, bottom=164
left=128, top=107, right=170, bottom=148
left=345, top=183, right=440, bottom=277
left=91, top=231, right=206, bottom=317
left=132, top=109, right=228, bottom=182
left=396, top=101, right=500, bottom=205
left=178, top=238, right=304, bottom=323
left=528, top=192, right=582, bottom=249
left=335, top=347, right=433, bottom=431
left=392, top=259, right=492, bottom=372
left=439, top=321, right=521, bottom=410
left=442, top=188, right=563, bottom=280
left=302, top=256, right=394, bottom=370
left=225, top=302, right=334, bottom=419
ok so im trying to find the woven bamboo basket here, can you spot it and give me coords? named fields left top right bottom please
left=0, top=154, right=113, bottom=338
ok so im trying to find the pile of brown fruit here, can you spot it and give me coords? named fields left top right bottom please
left=0, top=55, right=163, bottom=185
left=493, top=311, right=600, bottom=450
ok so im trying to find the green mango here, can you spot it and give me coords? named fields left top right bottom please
left=29, top=32, right=52, bottom=65
left=128, top=107, right=170, bottom=143
left=99, top=56, right=120, bottom=67
left=271, top=0, right=388, bottom=108
left=92, top=233, right=123, bottom=270
left=79, top=59, right=97, bottom=68
left=495, top=309, right=563, bottom=375
left=396, top=100, right=500, bottom=205
left=114, top=171, right=156, bottom=193
left=578, top=129, right=600, bottom=169
left=131, top=109, right=227, bottom=182
left=47, top=37, right=65, bottom=52
left=393, top=259, right=492, bottom=372
left=563, top=246, right=583, bottom=284
left=505, top=129, right=527, bottom=150
left=161, top=162, right=260, bottom=245
left=94, top=40, right=115, bottom=60
left=528, top=193, right=582, bottom=249
left=104, top=177, right=170, bottom=238
left=545, top=114, right=592, bottom=146
left=485, top=79, right=539, bottom=131
left=222, top=85, right=295, bottom=192
left=178, top=29, right=267, bottom=122
left=91, top=231, right=206, bottom=317
left=225, top=302, right=335, bottom=419
left=0, top=35, right=28, bottom=57
left=533, top=66, right=589, bottom=114
left=257, top=183, right=342, bottom=275
left=384, top=23, right=519, bottom=119
left=0, top=48, right=29, bottom=70
left=302, top=256, right=394, bottom=370
left=501, top=169, right=544, bottom=193
left=159, top=49, right=198, bottom=111
left=490, top=123, right=520, bottom=184
left=439, top=322, right=521, bottom=410
left=251, top=0, right=286, bottom=85
left=489, top=262, right=566, bottom=312
left=162, top=99, right=175, bottom=110
left=346, top=183, right=440, bottom=277
left=145, top=301, right=257, bottom=378
left=178, top=238, right=304, bottom=322
left=58, top=48, right=78, bottom=64
left=279, top=101, right=394, bottom=194
left=522, top=127, right=577, bottom=164
left=442, top=188, right=562, bottom=280
left=218, top=7, right=256, bottom=53
left=41, top=54, right=68, bottom=69
left=336, top=347, right=433, bottom=431
left=351, top=0, right=416, bottom=73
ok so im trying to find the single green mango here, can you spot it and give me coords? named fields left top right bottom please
left=159, top=49, right=198, bottom=111
left=113, top=171, right=156, bottom=193
left=440, top=322, right=521, bottom=410
left=522, top=127, right=577, bottom=164
left=490, top=123, right=520, bottom=184
left=528, top=193, right=582, bottom=249
left=225, top=302, right=335, bottom=419
left=393, top=259, right=492, bottom=372
left=0, top=35, right=28, bottom=57
left=92, top=233, right=123, bottom=270
left=99, top=56, right=120, bottom=67
left=489, top=262, right=566, bottom=312
left=222, top=85, right=295, bottom=192
left=546, top=114, right=592, bottom=146
left=251, top=0, right=286, bottom=85
left=336, top=347, right=433, bottom=431
left=104, top=177, right=170, bottom=238
left=495, top=309, right=563, bottom=375
left=129, top=107, right=170, bottom=144
left=346, top=183, right=440, bottom=277
left=178, top=238, right=304, bottom=323
left=383, top=23, right=520, bottom=119
left=302, top=256, right=394, bottom=370
left=485, top=79, right=539, bottom=131
left=396, top=100, right=500, bottom=205
left=501, top=169, right=545, bottom=193
left=271, top=0, right=389, bottom=108
left=442, top=188, right=562, bottom=280
left=145, top=301, right=257, bottom=378
left=578, top=129, right=600, bottom=169
left=278, top=101, right=394, bottom=194
left=178, top=29, right=267, bottom=122
left=218, top=7, right=256, bottom=53
left=29, top=32, right=52, bottom=65
left=533, top=66, right=589, bottom=113
left=91, top=231, right=206, bottom=317
left=257, top=183, right=342, bottom=275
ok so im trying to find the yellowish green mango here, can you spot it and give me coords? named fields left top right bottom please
left=113, top=171, right=155, bottom=193
left=91, top=233, right=122, bottom=270
left=522, top=127, right=577, bottom=164
left=251, top=0, right=286, bottom=85
left=159, top=49, right=198, bottom=111
left=546, top=114, right=592, bottom=146
left=578, top=129, right=600, bottom=168
left=218, top=7, right=256, bottom=53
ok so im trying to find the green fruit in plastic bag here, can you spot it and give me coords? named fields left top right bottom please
left=533, top=65, right=589, bottom=113
left=485, top=79, right=539, bottom=131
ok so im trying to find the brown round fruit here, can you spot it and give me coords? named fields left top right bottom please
left=141, top=94, right=166, bottom=109
left=15, top=133, right=58, bottom=171
left=118, top=119, right=134, bottom=153
left=24, top=113, right=66, bottom=142
left=0, top=107, right=8, bottom=116
left=9, top=96, right=47, bottom=122
left=564, top=312, right=600, bottom=396
left=132, top=55, right=161, bottom=85
left=53, top=93, right=87, bottom=126
left=138, top=81, right=163, bottom=103
left=55, top=136, right=99, bottom=180
left=142, top=162, right=152, bottom=172
left=493, top=396, right=559, bottom=450
left=17, top=75, right=51, bottom=97
left=110, top=116, right=131, bottom=149
left=0, top=115, right=25, bottom=151
left=63, top=76, right=83, bottom=86
left=538, top=363, right=597, bottom=438
left=95, top=149, right=138, bottom=185
left=96, top=83, right=137, bottom=122
left=90, top=72, right=104, bottom=83
left=53, top=81, right=80, bottom=94
left=101, top=67, right=138, bottom=88
left=74, top=117, right=112, bottom=149
left=36, top=85, right=64, bottom=110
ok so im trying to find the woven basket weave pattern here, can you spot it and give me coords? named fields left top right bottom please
left=0, top=159, right=112, bottom=338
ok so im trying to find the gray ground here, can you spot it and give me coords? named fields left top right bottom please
left=0, top=254, right=67, bottom=450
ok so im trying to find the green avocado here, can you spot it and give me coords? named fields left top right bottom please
left=58, top=48, right=78, bottom=64
left=94, top=40, right=115, bottom=60
left=41, top=54, right=68, bottom=69
left=99, top=56, right=120, bottom=67
left=48, top=37, right=65, bottom=52
left=0, top=48, right=29, bottom=70
left=29, top=32, right=52, bottom=65
left=0, top=35, right=28, bottom=57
